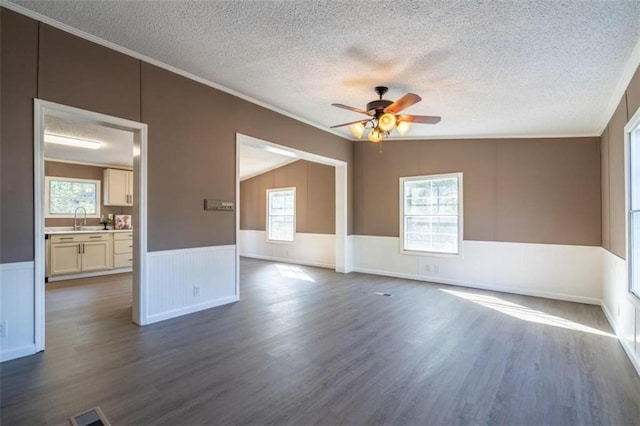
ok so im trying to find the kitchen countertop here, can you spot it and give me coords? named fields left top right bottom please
left=45, top=227, right=133, bottom=235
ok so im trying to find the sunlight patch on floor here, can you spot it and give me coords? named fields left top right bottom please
left=275, top=264, right=315, bottom=282
left=441, top=289, right=614, bottom=338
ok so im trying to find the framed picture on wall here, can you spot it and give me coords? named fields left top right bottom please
left=115, top=214, right=132, bottom=229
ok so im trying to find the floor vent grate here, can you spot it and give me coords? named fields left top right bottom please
left=375, top=292, right=393, bottom=297
left=70, top=406, right=111, bottom=426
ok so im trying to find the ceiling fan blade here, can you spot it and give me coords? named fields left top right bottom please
left=331, top=103, right=373, bottom=116
left=330, top=119, right=369, bottom=129
left=384, top=93, right=422, bottom=114
left=398, top=114, right=441, bottom=124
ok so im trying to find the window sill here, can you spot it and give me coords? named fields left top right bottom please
left=266, top=239, right=296, bottom=245
left=400, top=248, right=461, bottom=258
left=45, top=215, right=102, bottom=219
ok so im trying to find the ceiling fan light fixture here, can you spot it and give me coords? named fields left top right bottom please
left=396, top=120, right=411, bottom=136
left=331, top=87, right=441, bottom=143
left=368, top=127, right=383, bottom=143
left=349, top=122, right=365, bottom=139
left=378, top=113, right=396, bottom=132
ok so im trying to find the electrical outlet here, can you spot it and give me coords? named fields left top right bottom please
left=0, top=321, right=7, bottom=337
left=434, top=265, right=440, bottom=273
left=425, top=264, right=431, bottom=272
left=193, top=286, right=201, bottom=297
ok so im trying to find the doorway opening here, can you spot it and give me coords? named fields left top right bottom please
left=34, top=100, right=149, bottom=352
left=235, top=134, right=349, bottom=295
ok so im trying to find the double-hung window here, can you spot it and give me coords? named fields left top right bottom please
left=400, top=173, right=462, bottom=255
left=267, top=188, right=295, bottom=242
left=45, top=176, right=101, bottom=218
left=628, top=123, right=640, bottom=299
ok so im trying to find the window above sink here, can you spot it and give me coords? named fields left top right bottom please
left=45, top=176, right=101, bottom=218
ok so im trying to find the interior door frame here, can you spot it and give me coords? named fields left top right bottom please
left=34, top=99, right=149, bottom=352
left=235, top=133, right=350, bottom=289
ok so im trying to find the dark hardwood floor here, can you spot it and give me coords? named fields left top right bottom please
left=2, top=258, right=639, bottom=425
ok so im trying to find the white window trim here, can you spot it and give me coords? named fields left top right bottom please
left=625, top=105, right=640, bottom=308
left=45, top=176, right=102, bottom=218
left=399, top=172, right=463, bottom=257
left=266, top=187, right=296, bottom=244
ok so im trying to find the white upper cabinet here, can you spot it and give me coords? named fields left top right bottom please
left=104, top=169, right=133, bottom=206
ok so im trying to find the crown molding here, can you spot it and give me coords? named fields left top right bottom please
left=347, top=132, right=600, bottom=142
left=0, top=0, right=348, bottom=141
left=3, top=0, right=637, bottom=142
left=597, top=36, right=640, bottom=135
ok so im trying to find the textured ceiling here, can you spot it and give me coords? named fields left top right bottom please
left=11, top=0, right=640, bottom=139
left=44, top=115, right=134, bottom=167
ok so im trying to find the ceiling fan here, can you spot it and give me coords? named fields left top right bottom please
left=331, top=86, right=441, bottom=142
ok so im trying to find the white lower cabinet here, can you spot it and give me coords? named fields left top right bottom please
left=82, top=240, right=113, bottom=271
left=114, top=232, right=133, bottom=268
left=50, top=242, right=82, bottom=275
left=48, top=233, right=113, bottom=276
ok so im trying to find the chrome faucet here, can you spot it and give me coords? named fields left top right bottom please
left=73, top=207, right=87, bottom=230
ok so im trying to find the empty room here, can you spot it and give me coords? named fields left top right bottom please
left=1, top=1, right=640, bottom=425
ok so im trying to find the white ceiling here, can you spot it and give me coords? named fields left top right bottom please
left=239, top=144, right=297, bottom=180
left=11, top=1, right=640, bottom=139
left=44, top=115, right=134, bottom=168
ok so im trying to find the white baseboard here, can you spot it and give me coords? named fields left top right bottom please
left=241, top=253, right=334, bottom=269
left=600, top=300, right=618, bottom=334
left=146, top=245, right=237, bottom=325
left=47, top=267, right=132, bottom=282
left=146, top=295, right=239, bottom=324
left=601, top=299, right=640, bottom=376
left=600, top=248, right=640, bottom=376
left=619, top=335, right=640, bottom=376
left=0, top=344, right=37, bottom=363
left=352, top=267, right=602, bottom=305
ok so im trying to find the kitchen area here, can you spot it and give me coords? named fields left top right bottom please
left=43, top=114, right=135, bottom=283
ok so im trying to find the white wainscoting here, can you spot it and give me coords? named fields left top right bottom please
left=239, top=230, right=335, bottom=269
left=1, top=262, right=36, bottom=362
left=352, top=236, right=603, bottom=305
left=344, top=235, right=354, bottom=273
left=146, top=245, right=238, bottom=324
left=601, top=248, right=640, bottom=375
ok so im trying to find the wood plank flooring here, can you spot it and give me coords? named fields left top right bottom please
left=1, top=258, right=639, bottom=425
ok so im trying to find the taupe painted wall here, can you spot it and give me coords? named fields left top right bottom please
left=601, top=63, right=640, bottom=259
left=0, top=8, right=353, bottom=262
left=240, top=160, right=335, bottom=234
left=38, top=24, right=141, bottom=122
left=354, top=137, right=601, bottom=246
left=0, top=5, right=617, bottom=263
left=44, top=161, right=132, bottom=227
left=1, top=8, right=39, bottom=263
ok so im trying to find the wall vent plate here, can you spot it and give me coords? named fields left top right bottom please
left=204, top=199, right=234, bottom=211
left=70, top=406, right=111, bottom=426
